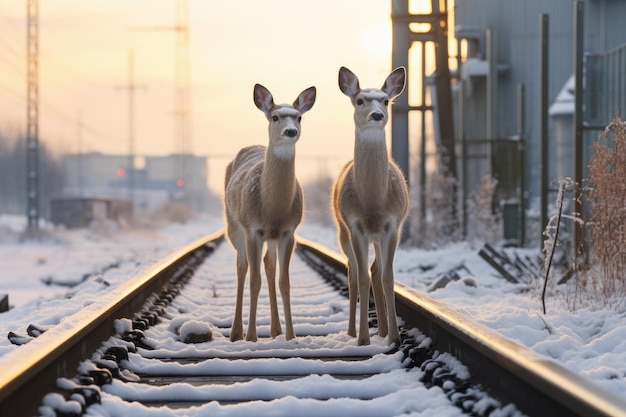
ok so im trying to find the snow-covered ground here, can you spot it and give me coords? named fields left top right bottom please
left=1, top=212, right=625, bottom=409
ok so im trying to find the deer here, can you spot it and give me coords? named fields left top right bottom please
left=224, top=83, right=316, bottom=342
left=331, top=66, right=408, bottom=346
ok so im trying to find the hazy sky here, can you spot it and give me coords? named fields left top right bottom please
left=1, top=1, right=399, bottom=191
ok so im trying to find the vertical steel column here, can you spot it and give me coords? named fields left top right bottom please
left=391, top=0, right=410, bottom=183
left=517, top=83, right=526, bottom=246
left=486, top=29, right=497, bottom=167
left=459, top=77, right=467, bottom=238
left=573, top=1, right=584, bottom=257
left=420, top=43, right=427, bottom=221
left=26, top=0, right=39, bottom=231
left=539, top=14, right=549, bottom=247
left=391, top=0, right=411, bottom=241
left=432, top=0, right=456, bottom=181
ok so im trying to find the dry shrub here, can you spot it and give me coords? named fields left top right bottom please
left=135, top=202, right=194, bottom=227
left=584, top=116, right=626, bottom=306
left=541, top=118, right=626, bottom=311
left=466, top=175, right=501, bottom=248
left=409, top=168, right=460, bottom=248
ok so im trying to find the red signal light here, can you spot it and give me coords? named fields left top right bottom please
left=176, top=179, right=185, bottom=187
left=116, top=168, right=125, bottom=177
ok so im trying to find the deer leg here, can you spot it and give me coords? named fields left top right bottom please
left=228, top=222, right=247, bottom=342
left=350, top=224, right=371, bottom=346
left=371, top=244, right=388, bottom=337
left=264, top=241, right=282, bottom=338
left=278, top=232, right=295, bottom=340
left=382, top=228, right=401, bottom=345
left=230, top=247, right=247, bottom=342
left=245, top=234, right=263, bottom=342
left=338, top=222, right=358, bottom=337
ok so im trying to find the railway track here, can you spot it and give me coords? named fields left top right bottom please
left=1, top=230, right=626, bottom=416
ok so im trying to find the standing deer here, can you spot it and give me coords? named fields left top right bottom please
left=225, top=83, right=316, bottom=342
left=331, top=66, right=408, bottom=346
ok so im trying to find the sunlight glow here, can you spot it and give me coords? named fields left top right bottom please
left=360, top=21, right=392, bottom=62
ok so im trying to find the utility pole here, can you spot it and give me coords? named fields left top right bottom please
left=76, top=110, right=84, bottom=197
left=130, top=0, right=192, bottom=192
left=26, top=0, right=40, bottom=232
left=115, top=50, right=146, bottom=208
left=391, top=0, right=457, bottom=239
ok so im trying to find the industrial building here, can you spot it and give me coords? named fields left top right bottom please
left=391, top=0, right=626, bottom=245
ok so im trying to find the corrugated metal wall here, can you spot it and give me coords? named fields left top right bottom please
left=454, top=0, right=626, bottom=223
left=455, top=0, right=574, bottom=200
left=587, top=43, right=626, bottom=127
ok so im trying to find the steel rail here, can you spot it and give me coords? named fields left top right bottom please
left=295, top=236, right=626, bottom=417
left=0, top=230, right=225, bottom=417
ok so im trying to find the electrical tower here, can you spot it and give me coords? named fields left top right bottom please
left=26, top=0, right=40, bottom=231
left=116, top=50, right=147, bottom=208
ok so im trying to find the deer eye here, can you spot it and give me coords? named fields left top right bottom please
left=297, top=116, right=302, bottom=122
left=384, top=99, right=390, bottom=105
left=356, top=98, right=364, bottom=105
left=272, top=115, right=279, bottom=122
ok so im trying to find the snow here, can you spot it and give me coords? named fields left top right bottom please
left=1, top=213, right=626, bottom=414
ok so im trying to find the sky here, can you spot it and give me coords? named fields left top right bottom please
left=0, top=1, right=398, bottom=191
left=1, top=213, right=626, bottom=415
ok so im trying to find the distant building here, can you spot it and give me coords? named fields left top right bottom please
left=50, top=197, right=132, bottom=229
left=61, top=152, right=213, bottom=213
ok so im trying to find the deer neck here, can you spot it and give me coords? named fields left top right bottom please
left=260, top=144, right=297, bottom=211
left=353, top=127, right=389, bottom=201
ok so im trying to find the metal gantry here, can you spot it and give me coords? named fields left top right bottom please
left=391, top=0, right=456, bottom=226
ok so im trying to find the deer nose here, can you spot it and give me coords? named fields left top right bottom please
left=371, top=112, right=384, bottom=121
left=284, top=129, right=298, bottom=138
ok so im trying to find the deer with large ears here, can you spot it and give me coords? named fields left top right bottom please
left=331, top=66, right=408, bottom=346
left=225, top=84, right=316, bottom=342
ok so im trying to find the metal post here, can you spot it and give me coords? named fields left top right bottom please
left=433, top=0, right=456, bottom=182
left=420, top=43, right=427, bottom=222
left=539, top=14, right=549, bottom=248
left=486, top=29, right=497, bottom=166
left=391, top=0, right=410, bottom=183
left=517, top=83, right=526, bottom=246
left=26, top=0, right=39, bottom=232
left=459, top=77, right=467, bottom=238
left=573, top=1, right=584, bottom=258
left=391, top=0, right=411, bottom=241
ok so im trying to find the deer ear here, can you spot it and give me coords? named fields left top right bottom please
left=254, top=84, right=274, bottom=116
left=293, top=86, right=316, bottom=114
left=338, top=67, right=360, bottom=98
left=381, top=67, right=406, bottom=99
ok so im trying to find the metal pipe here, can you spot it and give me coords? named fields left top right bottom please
left=573, top=1, right=584, bottom=258
left=540, top=14, right=549, bottom=248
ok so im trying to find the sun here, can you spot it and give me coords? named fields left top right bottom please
left=360, top=20, right=393, bottom=61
